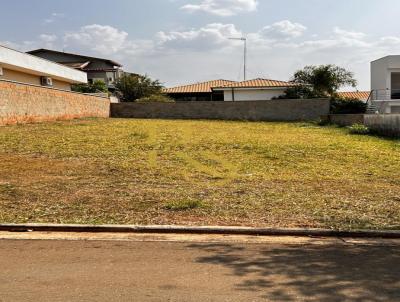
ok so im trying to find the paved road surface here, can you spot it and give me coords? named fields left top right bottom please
left=0, top=232, right=399, bottom=301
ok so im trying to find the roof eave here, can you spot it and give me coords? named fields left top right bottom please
left=27, top=48, right=123, bottom=68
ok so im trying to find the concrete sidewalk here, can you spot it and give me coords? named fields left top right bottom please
left=0, top=233, right=399, bottom=301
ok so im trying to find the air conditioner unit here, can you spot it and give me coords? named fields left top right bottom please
left=41, top=77, right=53, bottom=87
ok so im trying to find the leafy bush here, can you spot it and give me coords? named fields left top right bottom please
left=135, top=94, right=175, bottom=103
left=275, top=86, right=320, bottom=99
left=115, top=74, right=163, bottom=102
left=330, top=97, right=367, bottom=114
left=279, top=64, right=357, bottom=99
left=292, top=65, right=357, bottom=96
left=348, top=124, right=370, bottom=135
left=72, top=80, right=108, bottom=93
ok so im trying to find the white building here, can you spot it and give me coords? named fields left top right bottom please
left=0, top=45, right=87, bottom=90
left=370, top=56, right=400, bottom=114
left=213, top=78, right=295, bottom=101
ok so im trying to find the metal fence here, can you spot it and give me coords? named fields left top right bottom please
left=369, top=89, right=400, bottom=101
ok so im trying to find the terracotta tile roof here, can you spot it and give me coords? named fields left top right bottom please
left=163, top=80, right=237, bottom=94
left=337, top=91, right=371, bottom=101
left=215, top=78, right=297, bottom=89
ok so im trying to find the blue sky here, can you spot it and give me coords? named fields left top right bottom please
left=2, top=0, right=400, bottom=90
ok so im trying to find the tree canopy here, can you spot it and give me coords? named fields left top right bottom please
left=115, top=74, right=163, bottom=102
left=283, top=65, right=357, bottom=99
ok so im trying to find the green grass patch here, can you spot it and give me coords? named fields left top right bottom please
left=0, top=118, right=399, bottom=230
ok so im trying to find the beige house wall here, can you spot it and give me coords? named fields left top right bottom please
left=0, top=68, right=72, bottom=90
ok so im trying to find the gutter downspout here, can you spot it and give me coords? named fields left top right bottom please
left=231, top=88, right=235, bottom=102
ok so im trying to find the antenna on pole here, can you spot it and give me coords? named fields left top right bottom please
left=229, top=37, right=247, bottom=81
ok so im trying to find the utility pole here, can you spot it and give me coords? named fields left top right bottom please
left=229, top=37, right=247, bottom=81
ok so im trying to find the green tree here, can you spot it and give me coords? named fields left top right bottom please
left=72, top=80, right=108, bottom=94
left=284, top=65, right=357, bottom=99
left=115, top=74, right=163, bottom=102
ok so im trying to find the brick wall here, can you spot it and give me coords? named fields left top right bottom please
left=111, top=99, right=330, bottom=121
left=0, top=80, right=110, bottom=125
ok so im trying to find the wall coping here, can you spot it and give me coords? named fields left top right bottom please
left=119, top=98, right=330, bottom=104
left=0, top=79, right=109, bottom=100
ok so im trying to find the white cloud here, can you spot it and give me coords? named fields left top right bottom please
left=333, top=27, right=366, bottom=40
left=181, top=0, right=258, bottom=16
left=44, top=13, right=64, bottom=24
left=64, top=24, right=129, bottom=55
left=259, top=20, right=307, bottom=40
left=39, top=34, right=58, bottom=49
left=39, top=34, right=57, bottom=43
left=157, top=23, right=242, bottom=50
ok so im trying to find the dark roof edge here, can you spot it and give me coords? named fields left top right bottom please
left=27, top=48, right=123, bottom=67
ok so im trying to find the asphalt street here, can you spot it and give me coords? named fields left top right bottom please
left=0, top=232, right=399, bottom=301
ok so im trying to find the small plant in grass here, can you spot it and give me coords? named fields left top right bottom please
left=164, top=200, right=204, bottom=211
left=348, top=124, right=370, bottom=135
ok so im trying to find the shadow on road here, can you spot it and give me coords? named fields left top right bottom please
left=187, top=242, right=400, bottom=301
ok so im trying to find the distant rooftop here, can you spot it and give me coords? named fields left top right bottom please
left=215, top=78, right=297, bottom=89
left=27, top=48, right=123, bottom=68
left=337, top=91, right=370, bottom=101
left=163, top=79, right=236, bottom=94
left=163, top=78, right=298, bottom=94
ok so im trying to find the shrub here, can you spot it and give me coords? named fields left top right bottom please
left=115, top=74, right=163, bottom=102
left=135, top=94, right=175, bottom=103
left=72, top=80, right=108, bottom=93
left=275, top=86, right=320, bottom=99
left=348, top=124, right=370, bottom=135
left=330, top=97, right=367, bottom=114
left=279, top=64, right=357, bottom=99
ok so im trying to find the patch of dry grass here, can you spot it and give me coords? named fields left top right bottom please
left=0, top=118, right=399, bottom=230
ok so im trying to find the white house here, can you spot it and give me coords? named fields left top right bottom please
left=370, top=56, right=400, bottom=113
left=0, top=45, right=87, bottom=90
left=212, top=78, right=296, bottom=101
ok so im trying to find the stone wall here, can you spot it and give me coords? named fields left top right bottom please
left=0, top=80, right=110, bottom=125
left=111, top=99, right=330, bottom=121
left=364, top=114, right=400, bottom=137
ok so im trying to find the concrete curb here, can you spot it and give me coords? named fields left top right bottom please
left=0, top=223, right=400, bottom=239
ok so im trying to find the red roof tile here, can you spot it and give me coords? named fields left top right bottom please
left=215, top=78, right=296, bottom=89
left=163, top=80, right=237, bottom=94
left=337, top=91, right=371, bottom=101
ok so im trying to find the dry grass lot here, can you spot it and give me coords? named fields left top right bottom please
left=0, top=118, right=399, bottom=230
